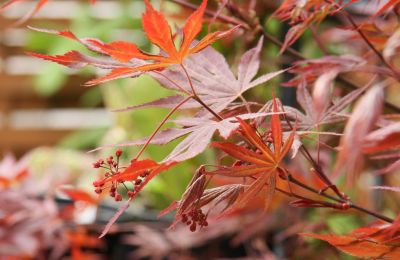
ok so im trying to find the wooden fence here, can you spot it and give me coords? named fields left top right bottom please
left=0, top=1, right=116, bottom=156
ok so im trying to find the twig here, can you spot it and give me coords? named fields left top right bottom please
left=342, top=10, right=400, bottom=80
left=180, top=64, right=224, bottom=121
left=309, top=25, right=329, bottom=55
left=170, top=0, right=400, bottom=113
left=286, top=174, right=394, bottom=223
left=280, top=104, right=345, bottom=200
left=170, top=0, right=247, bottom=29
left=169, top=0, right=395, bottom=225
left=134, top=95, right=192, bottom=160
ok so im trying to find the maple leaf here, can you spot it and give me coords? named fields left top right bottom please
left=94, top=158, right=175, bottom=237
left=159, top=166, right=245, bottom=229
left=335, top=84, right=384, bottom=183
left=289, top=75, right=374, bottom=130
left=60, top=188, right=98, bottom=205
left=28, top=0, right=239, bottom=86
left=165, top=184, right=245, bottom=223
left=102, top=159, right=175, bottom=200
left=301, top=219, right=400, bottom=259
left=68, top=228, right=103, bottom=260
left=158, top=166, right=207, bottom=227
left=208, top=98, right=296, bottom=213
left=272, top=0, right=359, bottom=52
left=0, top=189, right=60, bottom=256
left=118, top=37, right=285, bottom=115
left=383, top=29, right=400, bottom=65
left=283, top=54, right=386, bottom=87
left=336, top=20, right=400, bottom=51
left=363, top=121, right=400, bottom=154
left=363, top=121, right=400, bottom=174
left=0, top=153, right=29, bottom=188
left=93, top=112, right=279, bottom=163
left=373, top=0, right=400, bottom=17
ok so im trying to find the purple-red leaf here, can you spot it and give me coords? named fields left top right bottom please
left=238, top=37, right=263, bottom=87
left=371, top=185, right=400, bottom=192
left=335, top=84, right=384, bottom=183
left=153, top=39, right=285, bottom=115
left=212, top=142, right=274, bottom=166
left=99, top=198, right=131, bottom=238
left=28, top=0, right=237, bottom=86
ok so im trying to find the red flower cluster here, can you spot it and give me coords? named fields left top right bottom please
left=181, top=208, right=208, bottom=232
left=92, top=150, right=123, bottom=200
left=92, top=150, right=151, bottom=202
left=92, top=150, right=174, bottom=209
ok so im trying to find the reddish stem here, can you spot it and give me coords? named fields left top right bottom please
left=180, top=64, right=224, bottom=121
left=134, top=95, right=192, bottom=160
left=169, top=0, right=395, bottom=224
left=152, top=71, right=192, bottom=95
left=341, top=10, right=400, bottom=80
left=286, top=174, right=394, bottom=223
left=171, top=0, right=400, bottom=112
left=170, top=0, right=247, bottom=29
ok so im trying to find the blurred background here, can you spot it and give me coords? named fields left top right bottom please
left=1, top=0, right=399, bottom=259
left=0, top=1, right=197, bottom=258
left=0, top=1, right=248, bottom=259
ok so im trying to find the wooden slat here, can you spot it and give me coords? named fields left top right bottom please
left=0, top=74, right=90, bottom=98
left=0, top=129, right=73, bottom=156
left=0, top=1, right=127, bottom=156
left=1, top=45, right=29, bottom=57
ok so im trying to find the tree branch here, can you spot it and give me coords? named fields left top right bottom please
left=171, top=0, right=400, bottom=113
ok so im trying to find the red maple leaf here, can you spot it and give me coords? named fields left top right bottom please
left=301, top=217, right=400, bottom=259
left=209, top=98, right=296, bottom=213
left=28, top=0, right=239, bottom=86
left=373, top=0, right=400, bottom=17
left=93, top=158, right=175, bottom=237
left=272, top=0, right=359, bottom=52
left=363, top=121, right=400, bottom=175
left=60, top=188, right=98, bottom=205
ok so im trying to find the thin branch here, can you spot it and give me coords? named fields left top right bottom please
left=180, top=64, right=197, bottom=96
left=252, top=172, right=394, bottom=223
left=170, top=0, right=247, bottom=29
left=180, top=64, right=224, bottom=121
left=169, top=0, right=396, bottom=225
left=280, top=104, right=345, bottom=200
left=286, top=174, right=394, bottom=223
left=170, top=0, right=400, bottom=112
left=152, top=71, right=192, bottom=95
left=343, top=11, right=400, bottom=80
left=239, top=94, right=252, bottom=113
left=309, top=25, right=329, bottom=55
left=134, top=95, right=192, bottom=160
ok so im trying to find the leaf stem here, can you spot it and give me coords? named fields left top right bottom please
left=229, top=2, right=400, bottom=112
left=280, top=105, right=344, bottom=200
left=239, top=94, right=252, bottom=113
left=170, top=0, right=400, bottom=112
left=286, top=174, right=394, bottom=223
left=341, top=9, right=400, bottom=80
left=170, top=0, right=247, bottom=29
left=180, top=64, right=224, bottom=121
left=170, top=0, right=395, bottom=225
left=152, top=71, right=192, bottom=95
left=180, top=64, right=197, bottom=96
left=134, top=95, right=192, bottom=160
left=309, top=25, right=329, bottom=55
